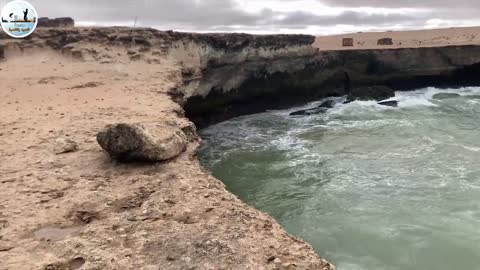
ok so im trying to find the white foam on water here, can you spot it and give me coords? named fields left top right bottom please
left=199, top=85, right=480, bottom=270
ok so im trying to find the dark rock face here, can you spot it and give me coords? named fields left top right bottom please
left=347, top=86, right=395, bottom=102
left=38, top=17, right=75, bottom=28
left=432, top=93, right=461, bottom=100
left=97, top=123, right=187, bottom=161
left=378, top=100, right=399, bottom=107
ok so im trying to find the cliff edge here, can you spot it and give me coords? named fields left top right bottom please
left=0, top=28, right=333, bottom=270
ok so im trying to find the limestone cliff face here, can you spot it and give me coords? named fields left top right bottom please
left=179, top=34, right=480, bottom=127
left=322, top=46, right=480, bottom=89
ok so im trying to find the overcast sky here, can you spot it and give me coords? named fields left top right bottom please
left=3, top=0, right=480, bottom=35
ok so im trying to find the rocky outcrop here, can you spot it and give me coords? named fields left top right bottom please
left=378, top=100, right=399, bottom=107
left=97, top=123, right=187, bottom=161
left=38, top=17, right=75, bottom=28
left=179, top=38, right=480, bottom=127
left=290, top=107, right=328, bottom=116
left=289, top=100, right=337, bottom=116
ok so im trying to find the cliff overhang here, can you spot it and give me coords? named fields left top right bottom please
left=177, top=35, right=480, bottom=128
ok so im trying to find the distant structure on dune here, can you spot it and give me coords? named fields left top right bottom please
left=342, top=38, right=354, bottom=47
left=378, top=38, right=393, bottom=46
left=37, top=17, right=75, bottom=28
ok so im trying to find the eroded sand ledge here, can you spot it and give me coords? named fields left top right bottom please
left=2, top=26, right=480, bottom=269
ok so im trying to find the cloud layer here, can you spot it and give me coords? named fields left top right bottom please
left=4, top=0, right=479, bottom=34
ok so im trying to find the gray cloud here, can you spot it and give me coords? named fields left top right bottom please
left=276, top=11, right=425, bottom=27
left=7, top=0, right=478, bottom=33
left=317, top=0, right=480, bottom=8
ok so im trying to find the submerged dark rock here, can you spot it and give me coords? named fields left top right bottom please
left=378, top=100, right=399, bottom=107
left=347, top=86, right=395, bottom=102
left=290, top=107, right=328, bottom=116
left=289, top=99, right=337, bottom=116
left=318, top=100, right=336, bottom=109
left=432, top=93, right=461, bottom=100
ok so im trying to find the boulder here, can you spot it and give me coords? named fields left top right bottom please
left=432, top=93, right=461, bottom=100
left=378, top=100, right=399, bottom=107
left=347, top=85, right=395, bottom=102
left=54, top=138, right=78, bottom=154
left=97, top=123, right=187, bottom=161
left=318, top=100, right=336, bottom=109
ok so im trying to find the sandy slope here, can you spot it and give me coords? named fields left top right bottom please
left=0, top=31, right=332, bottom=269
left=314, top=26, right=480, bottom=50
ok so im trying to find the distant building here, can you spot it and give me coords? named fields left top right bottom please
left=377, top=38, right=393, bottom=45
left=342, top=38, right=354, bottom=47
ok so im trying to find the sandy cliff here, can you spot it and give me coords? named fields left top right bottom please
left=0, top=28, right=333, bottom=270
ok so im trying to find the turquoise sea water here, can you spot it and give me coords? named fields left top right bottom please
left=199, top=87, right=480, bottom=270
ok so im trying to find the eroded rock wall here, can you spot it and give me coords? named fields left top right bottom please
left=180, top=36, right=480, bottom=127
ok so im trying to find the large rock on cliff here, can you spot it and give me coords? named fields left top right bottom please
left=38, top=17, right=75, bottom=28
left=347, top=85, right=395, bottom=102
left=97, top=123, right=187, bottom=161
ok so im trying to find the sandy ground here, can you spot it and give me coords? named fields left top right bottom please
left=0, top=30, right=331, bottom=270
left=314, top=26, right=480, bottom=50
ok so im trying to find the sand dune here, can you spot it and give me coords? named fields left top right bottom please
left=314, top=26, right=480, bottom=51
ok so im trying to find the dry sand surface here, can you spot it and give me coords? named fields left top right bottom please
left=314, top=26, right=480, bottom=50
left=0, top=31, right=332, bottom=270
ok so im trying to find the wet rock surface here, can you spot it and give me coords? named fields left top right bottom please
left=290, top=107, right=328, bottom=116
left=347, top=85, right=395, bottom=102
left=378, top=100, right=399, bottom=107
left=319, top=100, right=336, bottom=108
left=97, top=123, right=187, bottom=162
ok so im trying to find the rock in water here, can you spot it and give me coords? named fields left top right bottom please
left=290, top=100, right=336, bottom=116
left=97, top=123, right=187, bottom=161
left=347, top=85, right=395, bottom=102
left=290, top=107, right=328, bottom=116
left=432, top=93, right=461, bottom=100
left=54, top=138, right=78, bottom=154
left=318, top=100, right=336, bottom=108
left=378, top=100, right=399, bottom=107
